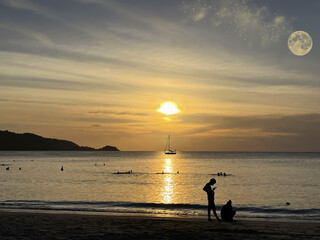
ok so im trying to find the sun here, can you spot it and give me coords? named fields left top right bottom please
left=157, top=102, right=180, bottom=115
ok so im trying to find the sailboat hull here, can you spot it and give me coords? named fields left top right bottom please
left=165, top=150, right=176, bottom=154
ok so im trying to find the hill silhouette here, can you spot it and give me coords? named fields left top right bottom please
left=0, top=130, right=119, bottom=151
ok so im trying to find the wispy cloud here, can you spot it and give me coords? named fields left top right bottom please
left=0, top=23, right=54, bottom=47
left=181, top=113, right=320, bottom=136
left=2, top=0, right=41, bottom=12
left=88, top=110, right=149, bottom=117
left=0, top=73, right=123, bottom=91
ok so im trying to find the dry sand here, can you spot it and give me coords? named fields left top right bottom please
left=0, top=211, right=319, bottom=239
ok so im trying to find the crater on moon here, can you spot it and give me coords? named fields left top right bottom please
left=288, top=31, right=313, bottom=56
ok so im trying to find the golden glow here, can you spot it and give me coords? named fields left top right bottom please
left=163, top=175, right=173, bottom=203
left=164, top=158, right=172, bottom=173
left=161, top=158, right=174, bottom=203
left=157, top=102, right=180, bottom=115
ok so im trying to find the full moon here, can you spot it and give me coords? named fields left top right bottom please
left=288, top=31, right=313, bottom=56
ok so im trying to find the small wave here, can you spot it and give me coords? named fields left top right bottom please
left=1, top=200, right=319, bottom=221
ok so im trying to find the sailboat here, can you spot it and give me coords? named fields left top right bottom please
left=164, top=134, right=176, bottom=155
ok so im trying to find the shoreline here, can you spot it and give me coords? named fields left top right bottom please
left=0, top=210, right=319, bottom=239
left=1, top=208, right=319, bottom=224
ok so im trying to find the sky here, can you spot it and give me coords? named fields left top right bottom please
left=0, top=0, right=320, bottom=151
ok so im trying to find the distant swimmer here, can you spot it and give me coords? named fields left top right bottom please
left=6, top=167, right=9, bottom=170
left=61, top=166, right=64, bottom=171
left=217, top=173, right=220, bottom=176
left=286, top=202, right=290, bottom=206
left=223, top=173, right=226, bottom=176
left=19, top=167, right=22, bottom=170
left=177, top=171, right=179, bottom=174
left=113, top=171, right=132, bottom=174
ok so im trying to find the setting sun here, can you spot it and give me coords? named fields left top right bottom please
left=157, top=102, right=180, bottom=115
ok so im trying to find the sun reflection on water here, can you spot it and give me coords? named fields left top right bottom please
left=164, top=158, right=172, bottom=173
left=161, top=158, right=174, bottom=203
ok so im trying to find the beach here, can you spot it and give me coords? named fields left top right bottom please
left=0, top=211, right=319, bottom=240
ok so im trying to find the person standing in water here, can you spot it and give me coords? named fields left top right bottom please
left=203, top=178, right=221, bottom=222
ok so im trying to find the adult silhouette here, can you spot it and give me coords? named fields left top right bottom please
left=203, top=178, right=221, bottom=222
left=221, top=200, right=236, bottom=221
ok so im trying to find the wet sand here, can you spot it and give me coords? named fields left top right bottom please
left=0, top=211, right=319, bottom=239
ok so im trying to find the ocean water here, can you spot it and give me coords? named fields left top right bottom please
left=0, top=151, right=319, bottom=222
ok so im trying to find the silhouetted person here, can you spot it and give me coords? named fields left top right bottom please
left=203, top=178, right=221, bottom=222
left=221, top=200, right=236, bottom=221
left=223, top=173, right=226, bottom=176
left=61, top=166, right=64, bottom=171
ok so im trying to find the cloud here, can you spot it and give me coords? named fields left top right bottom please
left=181, top=113, right=320, bottom=136
left=176, top=113, right=320, bottom=151
left=1, top=0, right=41, bottom=12
left=73, top=116, right=141, bottom=124
left=1, top=0, right=62, bottom=22
left=88, top=110, right=148, bottom=117
left=0, top=23, right=54, bottom=47
left=0, top=41, right=143, bottom=69
left=0, top=73, right=113, bottom=91
left=0, top=97, right=78, bottom=106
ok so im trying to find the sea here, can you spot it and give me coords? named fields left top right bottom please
left=0, top=151, right=319, bottom=222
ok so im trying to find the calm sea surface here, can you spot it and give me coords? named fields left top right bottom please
left=0, top=151, right=319, bottom=221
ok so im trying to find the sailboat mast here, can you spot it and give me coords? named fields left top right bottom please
left=168, top=134, right=170, bottom=150
left=164, top=136, right=167, bottom=153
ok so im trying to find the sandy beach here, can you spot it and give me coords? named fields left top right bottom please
left=0, top=211, right=319, bottom=240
